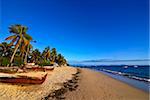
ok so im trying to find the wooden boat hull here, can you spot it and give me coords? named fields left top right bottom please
left=0, top=74, right=47, bottom=84
left=27, top=67, right=54, bottom=71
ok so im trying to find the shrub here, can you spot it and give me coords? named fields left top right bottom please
left=0, top=57, right=2, bottom=66
left=38, top=60, right=52, bottom=66
left=13, top=56, right=24, bottom=67
left=0, top=57, right=10, bottom=66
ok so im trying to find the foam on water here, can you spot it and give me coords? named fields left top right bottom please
left=72, top=65, right=150, bottom=92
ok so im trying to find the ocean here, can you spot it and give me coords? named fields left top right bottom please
left=72, top=65, right=150, bottom=92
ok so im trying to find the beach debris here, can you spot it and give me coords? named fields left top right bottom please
left=43, top=68, right=81, bottom=100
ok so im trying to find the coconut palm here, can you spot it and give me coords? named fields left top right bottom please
left=0, top=42, right=7, bottom=56
left=56, top=54, right=67, bottom=66
left=0, top=42, right=13, bottom=57
left=42, top=46, right=51, bottom=61
left=30, top=49, right=41, bottom=64
left=0, top=24, right=68, bottom=67
left=20, top=34, right=33, bottom=57
left=21, top=35, right=33, bottom=64
left=24, top=43, right=33, bottom=64
left=5, top=24, right=32, bottom=66
left=51, top=48, right=57, bottom=64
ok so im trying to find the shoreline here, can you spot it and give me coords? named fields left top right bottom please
left=98, top=70, right=149, bottom=92
left=64, top=67, right=149, bottom=100
left=87, top=68, right=149, bottom=92
left=0, top=67, right=148, bottom=100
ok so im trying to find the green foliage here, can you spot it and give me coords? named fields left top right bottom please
left=0, top=57, right=10, bottom=66
left=0, top=42, right=13, bottom=57
left=56, top=54, right=67, bottom=66
left=6, top=24, right=33, bottom=66
left=1, top=24, right=67, bottom=67
left=13, top=56, right=24, bottom=66
left=30, top=49, right=41, bottom=64
left=38, top=60, right=52, bottom=66
left=42, top=46, right=51, bottom=61
left=51, top=48, right=57, bottom=62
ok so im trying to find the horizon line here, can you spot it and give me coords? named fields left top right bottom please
left=69, top=59, right=150, bottom=62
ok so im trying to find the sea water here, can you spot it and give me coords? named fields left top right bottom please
left=72, top=65, right=150, bottom=92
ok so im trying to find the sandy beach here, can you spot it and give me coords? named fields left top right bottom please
left=1, top=0, right=148, bottom=99
left=0, top=67, right=149, bottom=100
left=64, top=68, right=149, bottom=100
left=0, top=66, right=77, bottom=100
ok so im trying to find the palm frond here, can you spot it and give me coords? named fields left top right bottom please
left=23, top=37, right=29, bottom=46
left=5, top=35, right=17, bottom=40
left=9, top=25, right=19, bottom=34
left=0, top=43, right=4, bottom=47
left=24, top=33, right=33, bottom=41
left=22, top=26, right=28, bottom=34
left=8, top=36, right=18, bottom=46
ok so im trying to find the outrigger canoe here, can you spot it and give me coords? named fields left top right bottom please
left=0, top=72, right=47, bottom=84
left=26, top=66, right=54, bottom=71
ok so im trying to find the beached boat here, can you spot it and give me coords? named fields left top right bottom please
left=43, top=66, right=55, bottom=71
left=0, top=67, right=18, bottom=73
left=26, top=66, right=54, bottom=71
left=0, top=72, right=47, bottom=84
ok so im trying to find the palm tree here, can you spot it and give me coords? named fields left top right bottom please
left=5, top=24, right=32, bottom=66
left=24, top=43, right=33, bottom=64
left=51, top=48, right=57, bottom=64
left=0, top=42, right=12, bottom=57
left=30, top=49, right=41, bottom=64
left=56, top=54, right=67, bottom=66
left=0, top=42, right=7, bottom=57
left=42, top=46, right=51, bottom=61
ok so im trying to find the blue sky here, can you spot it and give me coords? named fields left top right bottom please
left=0, top=0, right=149, bottom=62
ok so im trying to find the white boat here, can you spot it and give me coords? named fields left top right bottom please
left=124, top=66, right=128, bottom=68
left=134, top=65, right=138, bottom=68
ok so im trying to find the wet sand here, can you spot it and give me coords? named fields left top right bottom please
left=64, top=68, right=149, bottom=100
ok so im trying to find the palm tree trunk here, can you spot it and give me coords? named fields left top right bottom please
left=7, top=36, right=22, bottom=67
left=21, top=53, right=24, bottom=61
left=7, top=44, right=20, bottom=67
left=24, top=44, right=29, bottom=65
